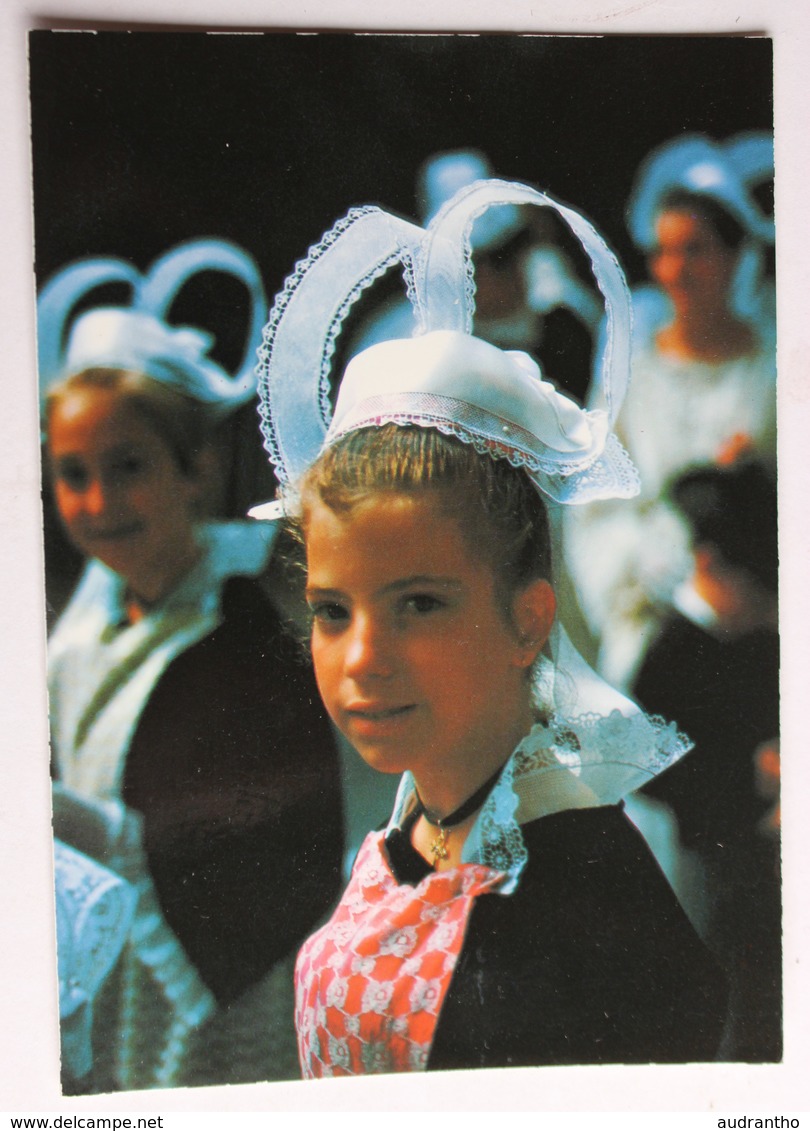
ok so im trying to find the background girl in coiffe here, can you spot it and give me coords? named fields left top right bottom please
left=566, top=133, right=776, bottom=691
left=38, top=241, right=343, bottom=1091
left=251, top=182, right=727, bottom=1074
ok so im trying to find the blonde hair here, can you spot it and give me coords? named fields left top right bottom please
left=296, top=424, right=552, bottom=618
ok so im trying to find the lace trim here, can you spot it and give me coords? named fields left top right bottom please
left=419, top=179, right=633, bottom=424
left=481, top=711, right=690, bottom=891
left=327, top=397, right=640, bottom=504
left=319, top=249, right=413, bottom=428
left=256, top=207, right=420, bottom=480
left=460, top=210, right=477, bottom=333
left=255, top=210, right=371, bottom=471
left=402, top=252, right=423, bottom=335
left=255, top=180, right=636, bottom=491
left=390, top=710, right=691, bottom=896
left=109, top=808, right=217, bottom=1029
left=255, top=211, right=372, bottom=472
left=54, top=841, right=136, bottom=1013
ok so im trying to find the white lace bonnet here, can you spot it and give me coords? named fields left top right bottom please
left=253, top=179, right=690, bottom=881
left=255, top=179, right=637, bottom=498
left=628, top=132, right=774, bottom=250
left=37, top=238, right=267, bottom=420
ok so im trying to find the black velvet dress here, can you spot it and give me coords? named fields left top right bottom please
left=634, top=614, right=781, bottom=1061
left=382, top=803, right=727, bottom=1069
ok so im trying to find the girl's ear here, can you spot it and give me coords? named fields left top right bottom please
left=511, top=578, right=556, bottom=668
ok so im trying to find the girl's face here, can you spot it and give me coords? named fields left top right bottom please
left=305, top=488, right=554, bottom=808
left=48, top=384, right=201, bottom=600
left=649, top=209, right=737, bottom=315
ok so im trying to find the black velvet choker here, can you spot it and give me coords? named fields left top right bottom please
left=415, top=762, right=505, bottom=864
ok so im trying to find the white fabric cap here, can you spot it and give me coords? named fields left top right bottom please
left=62, top=308, right=255, bottom=414
left=627, top=132, right=775, bottom=250
left=257, top=180, right=635, bottom=492
left=328, top=330, right=638, bottom=504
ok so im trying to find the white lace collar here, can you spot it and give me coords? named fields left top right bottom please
left=88, top=519, right=279, bottom=628
left=387, top=709, right=690, bottom=894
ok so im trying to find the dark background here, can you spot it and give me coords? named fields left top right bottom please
left=30, top=32, right=773, bottom=291
left=29, top=31, right=773, bottom=605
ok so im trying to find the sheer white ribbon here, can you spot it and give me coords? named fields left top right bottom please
left=37, top=239, right=267, bottom=418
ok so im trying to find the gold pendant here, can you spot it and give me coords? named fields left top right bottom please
left=430, top=826, right=449, bottom=864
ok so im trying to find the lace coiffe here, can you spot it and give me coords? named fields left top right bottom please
left=37, top=238, right=267, bottom=419
left=251, top=177, right=694, bottom=878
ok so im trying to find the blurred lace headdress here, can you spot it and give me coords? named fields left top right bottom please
left=627, top=131, right=775, bottom=324
left=37, top=238, right=267, bottom=419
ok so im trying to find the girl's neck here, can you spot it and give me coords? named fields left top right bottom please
left=411, top=807, right=481, bottom=871
left=411, top=707, right=531, bottom=820
left=124, top=535, right=203, bottom=621
left=408, top=709, right=532, bottom=870
left=657, top=305, right=755, bottom=363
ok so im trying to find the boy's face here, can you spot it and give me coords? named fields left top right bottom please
left=692, top=544, right=776, bottom=636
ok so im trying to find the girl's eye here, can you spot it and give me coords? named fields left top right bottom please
left=55, top=460, right=89, bottom=492
left=401, top=593, right=445, bottom=615
left=108, top=454, right=147, bottom=481
left=309, top=601, right=350, bottom=627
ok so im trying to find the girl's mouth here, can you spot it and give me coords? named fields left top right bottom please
left=344, top=704, right=417, bottom=736
left=347, top=704, right=416, bottom=721
left=85, top=523, right=143, bottom=540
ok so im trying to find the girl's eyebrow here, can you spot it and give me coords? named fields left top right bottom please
left=305, top=586, right=344, bottom=601
left=381, top=576, right=462, bottom=595
left=305, top=576, right=463, bottom=602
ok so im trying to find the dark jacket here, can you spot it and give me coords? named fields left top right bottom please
left=123, top=576, right=344, bottom=1005
left=392, top=805, right=726, bottom=1070
left=635, top=614, right=779, bottom=847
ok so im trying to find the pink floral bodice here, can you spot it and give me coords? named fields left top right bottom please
left=295, top=829, right=505, bottom=1077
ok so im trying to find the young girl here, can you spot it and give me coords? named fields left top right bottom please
left=565, top=132, right=777, bottom=689
left=252, top=184, right=727, bottom=1074
left=39, top=240, right=344, bottom=1090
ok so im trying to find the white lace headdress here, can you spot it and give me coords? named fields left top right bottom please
left=37, top=239, right=267, bottom=419
left=255, top=180, right=637, bottom=494
left=253, top=179, right=691, bottom=888
left=628, top=132, right=774, bottom=250
left=627, top=132, right=775, bottom=325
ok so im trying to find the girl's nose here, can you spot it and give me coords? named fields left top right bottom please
left=82, top=477, right=108, bottom=517
left=655, top=252, right=684, bottom=287
left=344, top=615, right=394, bottom=680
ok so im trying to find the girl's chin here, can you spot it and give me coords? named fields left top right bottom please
left=347, top=751, right=408, bottom=780
left=345, top=736, right=413, bottom=777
